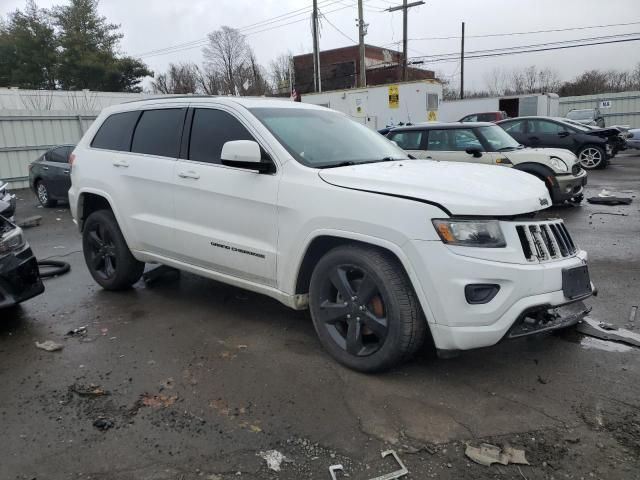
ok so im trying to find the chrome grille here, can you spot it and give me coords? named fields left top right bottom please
left=515, top=220, right=577, bottom=262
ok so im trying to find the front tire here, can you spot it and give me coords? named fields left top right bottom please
left=82, top=210, right=144, bottom=290
left=309, top=245, right=427, bottom=372
left=36, top=180, right=57, bottom=207
left=577, top=145, right=606, bottom=170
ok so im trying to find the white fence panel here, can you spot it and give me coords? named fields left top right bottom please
left=559, top=90, right=640, bottom=128
left=0, top=110, right=97, bottom=188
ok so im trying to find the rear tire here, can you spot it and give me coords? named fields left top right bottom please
left=82, top=210, right=144, bottom=290
left=577, top=145, right=606, bottom=170
left=309, top=245, right=428, bottom=372
left=36, top=180, right=57, bottom=208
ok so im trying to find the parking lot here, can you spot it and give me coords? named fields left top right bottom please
left=1, top=153, right=639, bottom=480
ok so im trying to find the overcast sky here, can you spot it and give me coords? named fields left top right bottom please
left=1, top=0, right=638, bottom=91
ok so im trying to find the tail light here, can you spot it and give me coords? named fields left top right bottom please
left=69, top=153, right=76, bottom=167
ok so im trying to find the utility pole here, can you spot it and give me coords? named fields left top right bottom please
left=312, top=0, right=321, bottom=92
left=386, top=1, right=424, bottom=82
left=357, top=0, right=367, bottom=88
left=460, top=21, right=465, bottom=99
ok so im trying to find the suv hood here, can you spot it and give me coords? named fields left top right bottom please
left=319, top=160, right=551, bottom=216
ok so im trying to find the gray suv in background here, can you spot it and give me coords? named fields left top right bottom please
left=566, top=108, right=605, bottom=128
left=29, top=144, right=74, bottom=207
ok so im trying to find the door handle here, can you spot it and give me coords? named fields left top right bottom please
left=425, top=156, right=433, bottom=160
left=63, top=170, right=70, bottom=174
left=529, top=136, right=539, bottom=141
left=178, top=170, right=200, bottom=179
left=113, top=160, right=129, bottom=168
left=42, top=166, right=49, bottom=170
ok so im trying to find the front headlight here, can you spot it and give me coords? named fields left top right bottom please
left=432, top=219, right=506, bottom=248
left=0, top=226, right=26, bottom=256
left=549, top=157, right=568, bottom=172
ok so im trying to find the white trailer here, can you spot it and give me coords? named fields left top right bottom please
left=300, top=79, right=442, bottom=130
left=439, top=93, right=559, bottom=122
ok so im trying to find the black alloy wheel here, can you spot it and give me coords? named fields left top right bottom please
left=82, top=210, right=144, bottom=290
left=316, top=264, right=389, bottom=357
left=86, top=221, right=118, bottom=282
left=309, top=245, right=427, bottom=372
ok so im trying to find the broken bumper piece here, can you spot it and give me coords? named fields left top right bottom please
left=507, top=300, right=591, bottom=339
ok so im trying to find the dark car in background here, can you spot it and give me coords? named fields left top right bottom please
left=459, top=111, right=509, bottom=123
left=29, top=145, right=74, bottom=207
left=0, top=215, right=44, bottom=308
left=497, top=117, right=623, bottom=170
left=566, top=108, right=605, bottom=128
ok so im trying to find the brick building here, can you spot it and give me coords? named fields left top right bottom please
left=293, top=44, right=434, bottom=96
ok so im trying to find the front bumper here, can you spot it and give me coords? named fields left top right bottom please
left=551, top=170, right=587, bottom=203
left=0, top=246, right=44, bottom=309
left=405, top=240, right=593, bottom=351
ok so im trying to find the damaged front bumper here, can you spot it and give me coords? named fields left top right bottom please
left=506, top=299, right=592, bottom=339
left=0, top=246, right=44, bottom=308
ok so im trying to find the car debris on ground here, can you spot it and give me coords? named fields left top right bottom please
left=66, top=326, right=88, bottom=337
left=34, top=340, right=64, bottom=352
left=465, top=443, right=529, bottom=467
left=577, top=318, right=640, bottom=347
left=259, top=450, right=287, bottom=472
left=16, top=215, right=42, bottom=228
left=93, top=418, right=114, bottom=431
left=330, top=450, right=408, bottom=479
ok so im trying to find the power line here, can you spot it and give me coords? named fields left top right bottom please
left=405, top=20, right=640, bottom=42
left=410, top=36, right=640, bottom=65
left=408, top=32, right=640, bottom=62
left=134, top=0, right=343, bottom=58
left=321, top=11, right=358, bottom=43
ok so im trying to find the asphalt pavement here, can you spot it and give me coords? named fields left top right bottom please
left=1, top=153, right=639, bottom=480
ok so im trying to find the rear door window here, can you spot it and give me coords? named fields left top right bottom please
left=388, top=131, right=424, bottom=150
left=131, top=109, right=185, bottom=158
left=531, top=120, right=568, bottom=134
left=188, top=109, right=255, bottom=164
left=91, top=111, right=140, bottom=151
left=501, top=120, right=527, bottom=134
left=47, top=146, right=70, bottom=163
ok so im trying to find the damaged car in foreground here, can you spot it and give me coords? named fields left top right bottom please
left=0, top=215, right=44, bottom=309
left=70, top=98, right=594, bottom=372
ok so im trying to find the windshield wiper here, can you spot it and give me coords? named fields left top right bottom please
left=315, top=157, right=405, bottom=169
left=496, top=146, right=517, bottom=151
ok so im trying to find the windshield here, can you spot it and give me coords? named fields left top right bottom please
left=476, top=125, right=520, bottom=151
left=250, top=107, right=408, bottom=167
left=567, top=110, right=594, bottom=121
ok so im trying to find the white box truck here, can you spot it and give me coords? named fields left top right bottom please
left=438, top=93, right=560, bottom=122
left=300, top=79, right=442, bottom=130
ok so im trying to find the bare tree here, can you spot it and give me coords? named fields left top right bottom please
left=152, top=63, right=199, bottom=94
left=196, top=65, right=223, bottom=95
left=202, top=26, right=250, bottom=94
left=537, top=68, right=561, bottom=93
left=269, top=52, right=293, bottom=95
left=484, top=67, right=508, bottom=96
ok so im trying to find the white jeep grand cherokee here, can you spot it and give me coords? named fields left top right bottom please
left=69, top=97, right=594, bottom=372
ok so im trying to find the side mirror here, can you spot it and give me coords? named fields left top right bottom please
left=220, top=140, right=272, bottom=173
left=389, top=140, right=399, bottom=147
left=465, top=147, right=483, bottom=158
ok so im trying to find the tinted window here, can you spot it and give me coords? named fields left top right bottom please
left=476, top=113, right=498, bottom=122
left=47, top=146, right=70, bottom=163
left=131, top=109, right=185, bottom=158
left=531, top=120, right=568, bottom=134
left=427, top=129, right=482, bottom=151
left=501, top=120, right=526, bottom=134
left=189, top=109, right=255, bottom=164
left=91, top=111, right=140, bottom=151
left=388, top=131, right=423, bottom=150
left=460, top=114, right=477, bottom=122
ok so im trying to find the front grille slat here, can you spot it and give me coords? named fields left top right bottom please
left=515, top=220, right=577, bottom=263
